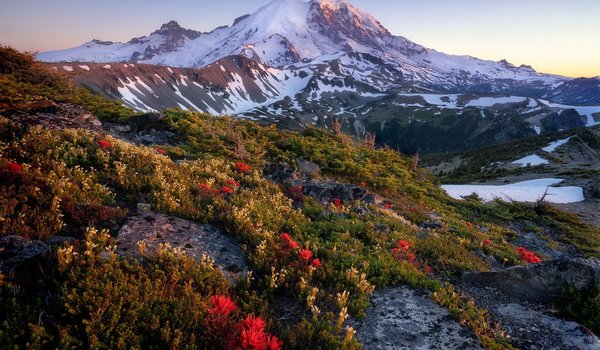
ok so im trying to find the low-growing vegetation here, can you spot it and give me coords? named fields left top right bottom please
left=1, top=47, right=598, bottom=349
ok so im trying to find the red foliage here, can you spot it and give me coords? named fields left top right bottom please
left=97, top=139, right=111, bottom=149
left=61, top=201, right=126, bottom=228
left=2, top=162, right=21, bottom=174
left=298, top=249, right=313, bottom=262
left=235, top=162, right=251, bottom=173
left=280, top=233, right=298, bottom=250
left=517, top=247, right=542, bottom=264
left=209, top=295, right=238, bottom=317
left=333, top=198, right=342, bottom=208
left=382, top=203, right=393, bottom=210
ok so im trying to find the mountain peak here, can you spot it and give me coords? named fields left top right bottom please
left=151, top=20, right=201, bottom=39
left=159, top=20, right=183, bottom=31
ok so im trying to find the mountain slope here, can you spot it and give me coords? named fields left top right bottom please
left=37, top=0, right=599, bottom=104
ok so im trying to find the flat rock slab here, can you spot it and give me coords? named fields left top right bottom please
left=463, top=258, right=600, bottom=303
left=117, top=213, right=248, bottom=281
left=353, top=287, right=484, bottom=350
left=494, top=303, right=600, bottom=350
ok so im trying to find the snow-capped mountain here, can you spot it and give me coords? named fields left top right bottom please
left=38, top=0, right=600, bottom=152
left=38, top=0, right=594, bottom=98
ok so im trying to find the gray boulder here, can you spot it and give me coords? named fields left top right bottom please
left=353, top=286, right=484, bottom=350
left=0, top=235, right=50, bottom=274
left=463, top=258, right=600, bottom=303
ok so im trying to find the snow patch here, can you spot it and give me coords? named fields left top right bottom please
left=465, top=96, right=527, bottom=108
left=78, top=65, right=90, bottom=71
left=442, top=178, right=584, bottom=204
left=62, top=65, right=73, bottom=72
left=512, top=155, right=549, bottom=167
left=542, top=138, right=571, bottom=153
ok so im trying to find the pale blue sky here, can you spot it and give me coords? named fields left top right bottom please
left=1, top=0, right=599, bottom=77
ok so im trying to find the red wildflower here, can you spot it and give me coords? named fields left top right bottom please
left=239, top=326, right=267, bottom=350
left=397, top=240, right=411, bottom=252
left=209, top=295, right=238, bottom=317
left=423, top=265, right=433, bottom=274
left=200, top=183, right=211, bottom=191
left=483, top=239, right=491, bottom=246
left=266, top=335, right=283, bottom=350
left=298, top=249, right=313, bottom=262
left=2, top=162, right=21, bottom=174
left=235, top=162, right=251, bottom=173
left=409, top=207, right=416, bottom=213
left=290, top=185, right=303, bottom=193
left=280, top=233, right=298, bottom=250
left=517, top=247, right=541, bottom=264
left=227, top=179, right=240, bottom=187
left=466, top=221, right=474, bottom=229
left=241, top=315, right=267, bottom=333
left=221, top=186, right=234, bottom=194
left=406, top=253, right=417, bottom=262
left=97, top=139, right=111, bottom=149
left=311, top=258, right=321, bottom=268
left=333, top=198, right=342, bottom=208
left=360, top=181, right=366, bottom=188
left=383, top=203, right=393, bottom=209
left=154, top=146, right=167, bottom=155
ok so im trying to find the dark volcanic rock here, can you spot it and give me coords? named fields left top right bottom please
left=541, top=109, right=586, bottom=133
left=116, top=213, right=248, bottom=281
left=0, top=235, right=50, bottom=274
left=592, top=177, right=600, bottom=199
left=263, top=162, right=295, bottom=183
left=353, top=287, right=484, bottom=350
left=296, top=180, right=375, bottom=204
left=462, top=258, right=600, bottom=303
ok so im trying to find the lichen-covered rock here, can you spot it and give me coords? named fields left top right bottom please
left=462, top=258, right=600, bottom=303
left=296, top=158, right=320, bottom=177
left=492, top=303, right=600, bottom=350
left=116, top=213, right=248, bottom=281
left=353, top=287, right=484, bottom=350
left=0, top=235, right=50, bottom=274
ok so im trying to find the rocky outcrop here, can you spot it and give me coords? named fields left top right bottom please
left=493, top=303, right=600, bottom=350
left=462, top=258, right=600, bottom=303
left=116, top=213, right=248, bottom=281
left=541, top=109, right=586, bottom=133
left=353, top=287, right=484, bottom=350
left=593, top=177, right=600, bottom=199
left=293, top=180, right=375, bottom=204
left=0, top=235, right=50, bottom=275
left=6, top=103, right=102, bottom=131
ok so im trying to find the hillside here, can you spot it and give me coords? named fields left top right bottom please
left=2, top=47, right=600, bottom=349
